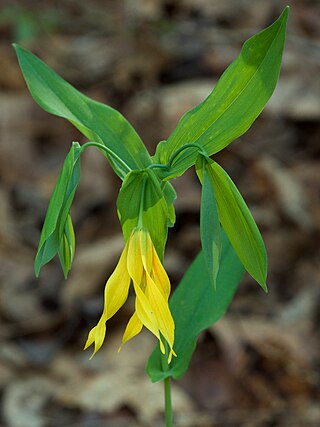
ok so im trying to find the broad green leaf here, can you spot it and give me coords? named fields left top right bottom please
left=35, top=142, right=81, bottom=277
left=58, top=214, right=75, bottom=279
left=207, top=160, right=267, bottom=290
left=146, top=231, right=244, bottom=382
left=196, top=156, right=221, bottom=289
left=155, top=7, right=289, bottom=179
left=14, top=44, right=152, bottom=179
left=117, top=170, right=171, bottom=258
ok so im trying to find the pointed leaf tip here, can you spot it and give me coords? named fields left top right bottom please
left=284, top=5, right=290, bottom=15
left=33, top=145, right=80, bottom=277
left=279, top=6, right=289, bottom=25
left=155, top=8, right=289, bottom=180
left=34, top=265, right=40, bottom=278
left=196, top=156, right=221, bottom=289
left=206, top=161, right=267, bottom=290
left=14, top=44, right=152, bottom=178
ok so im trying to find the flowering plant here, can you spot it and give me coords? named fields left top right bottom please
left=15, top=7, right=288, bottom=425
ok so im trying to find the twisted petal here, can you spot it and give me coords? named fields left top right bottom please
left=127, top=231, right=144, bottom=284
left=151, top=246, right=171, bottom=298
left=84, top=243, right=131, bottom=357
left=121, top=230, right=158, bottom=349
left=132, top=278, right=164, bottom=352
left=130, top=228, right=176, bottom=361
left=118, top=312, right=143, bottom=352
left=84, top=319, right=106, bottom=359
left=139, top=228, right=153, bottom=275
left=102, top=243, right=131, bottom=320
left=145, top=272, right=176, bottom=362
left=84, top=227, right=176, bottom=363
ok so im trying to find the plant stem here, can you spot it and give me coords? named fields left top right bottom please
left=147, top=142, right=208, bottom=173
left=81, top=141, right=132, bottom=174
left=164, top=377, right=173, bottom=427
left=166, top=142, right=207, bottom=168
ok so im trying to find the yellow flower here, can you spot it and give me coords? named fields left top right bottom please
left=84, top=227, right=176, bottom=363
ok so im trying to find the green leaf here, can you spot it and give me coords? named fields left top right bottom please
left=196, top=156, right=221, bottom=289
left=146, top=231, right=244, bottom=382
left=162, top=181, right=176, bottom=228
left=207, top=160, right=267, bottom=291
left=117, top=170, right=172, bottom=258
left=13, top=44, right=152, bottom=179
left=34, top=142, right=81, bottom=277
left=156, top=7, right=289, bottom=179
left=58, top=214, right=75, bottom=279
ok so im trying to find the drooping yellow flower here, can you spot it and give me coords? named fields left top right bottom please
left=84, top=227, right=176, bottom=363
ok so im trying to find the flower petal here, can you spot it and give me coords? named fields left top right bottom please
left=132, top=279, right=165, bottom=351
left=127, top=230, right=143, bottom=284
left=145, top=272, right=176, bottom=361
left=84, top=241, right=131, bottom=358
left=151, top=246, right=171, bottom=298
left=139, top=229, right=153, bottom=275
left=103, top=243, right=131, bottom=320
left=118, top=312, right=143, bottom=352
left=84, top=319, right=106, bottom=359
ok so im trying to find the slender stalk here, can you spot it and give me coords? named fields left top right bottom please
left=164, top=377, right=173, bottom=427
left=166, top=142, right=207, bottom=168
left=80, top=141, right=132, bottom=174
left=147, top=142, right=208, bottom=172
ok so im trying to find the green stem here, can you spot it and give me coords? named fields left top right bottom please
left=81, top=141, right=132, bottom=174
left=164, top=377, right=173, bottom=427
left=147, top=163, right=168, bottom=171
left=147, top=142, right=208, bottom=172
left=167, top=142, right=207, bottom=167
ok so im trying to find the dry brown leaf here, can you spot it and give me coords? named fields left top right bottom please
left=255, top=157, right=313, bottom=230
left=2, top=377, right=58, bottom=427
left=55, top=331, right=194, bottom=423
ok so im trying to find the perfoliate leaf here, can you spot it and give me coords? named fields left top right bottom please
left=34, top=142, right=81, bottom=277
left=14, top=44, right=152, bottom=179
left=207, top=160, right=267, bottom=291
left=155, top=7, right=289, bottom=179
left=117, top=170, right=174, bottom=258
left=196, top=156, right=221, bottom=289
left=146, top=231, right=244, bottom=382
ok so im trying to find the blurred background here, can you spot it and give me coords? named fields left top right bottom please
left=0, top=0, right=319, bottom=426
